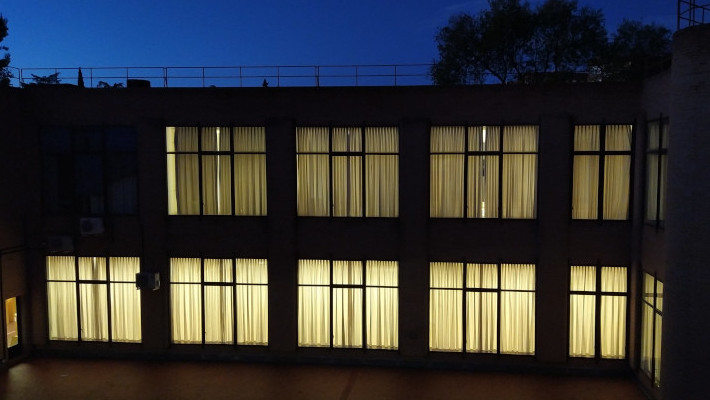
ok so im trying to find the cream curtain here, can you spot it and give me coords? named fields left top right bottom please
left=298, top=259, right=331, bottom=346
left=204, top=259, right=233, bottom=344
left=466, top=263, right=498, bottom=353
left=600, top=266, right=627, bottom=358
left=167, top=127, right=200, bottom=215
left=236, top=258, right=268, bottom=345
left=366, top=260, right=398, bottom=349
left=468, top=156, right=499, bottom=218
left=234, top=127, right=267, bottom=216
left=109, top=257, right=141, bottom=342
left=333, top=261, right=363, bottom=347
left=502, top=126, right=538, bottom=219
left=47, top=256, right=78, bottom=340
left=332, top=128, right=363, bottom=217
left=429, top=262, right=463, bottom=351
left=603, top=125, right=632, bottom=220
left=202, top=127, right=232, bottom=215
left=365, top=128, right=399, bottom=217
left=645, top=122, right=660, bottom=221
left=569, top=266, right=596, bottom=357
left=499, top=264, right=535, bottom=354
left=170, top=258, right=202, bottom=344
left=572, top=126, right=600, bottom=219
left=430, top=127, right=464, bottom=218
left=297, top=128, right=330, bottom=216
left=77, top=257, right=108, bottom=342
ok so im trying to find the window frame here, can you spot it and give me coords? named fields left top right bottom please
left=166, top=126, right=267, bottom=216
left=429, top=125, right=539, bottom=219
left=568, top=264, right=629, bottom=360
left=45, top=255, right=142, bottom=343
left=640, top=272, right=663, bottom=387
left=571, top=124, right=635, bottom=221
left=296, top=126, right=399, bottom=218
left=644, top=118, right=668, bottom=228
left=428, top=261, right=536, bottom=355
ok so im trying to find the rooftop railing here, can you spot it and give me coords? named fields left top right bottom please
left=678, top=0, right=710, bottom=29
left=8, top=64, right=434, bottom=88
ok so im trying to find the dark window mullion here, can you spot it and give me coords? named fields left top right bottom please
left=496, top=262, right=501, bottom=354
left=200, top=258, right=206, bottom=345
left=106, top=257, right=113, bottom=343
left=74, top=257, right=82, bottom=342
left=233, top=257, right=238, bottom=347
left=594, top=265, right=601, bottom=358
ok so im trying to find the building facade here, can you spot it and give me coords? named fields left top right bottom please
left=2, top=23, right=709, bottom=400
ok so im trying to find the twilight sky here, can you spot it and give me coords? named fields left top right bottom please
left=1, top=0, right=676, bottom=69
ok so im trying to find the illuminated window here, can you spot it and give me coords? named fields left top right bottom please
left=298, top=259, right=398, bottom=349
left=429, top=262, right=535, bottom=355
left=166, top=127, right=267, bottom=216
left=572, top=125, right=633, bottom=220
left=46, top=256, right=141, bottom=342
left=430, top=126, right=538, bottom=219
left=645, top=119, right=668, bottom=226
left=641, top=273, right=663, bottom=387
left=569, top=265, right=627, bottom=359
left=170, top=258, right=268, bottom=345
left=296, top=127, right=399, bottom=217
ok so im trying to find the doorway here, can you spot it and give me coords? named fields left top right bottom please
left=5, top=297, right=20, bottom=358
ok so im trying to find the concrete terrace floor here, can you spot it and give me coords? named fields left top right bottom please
left=0, top=357, right=648, bottom=400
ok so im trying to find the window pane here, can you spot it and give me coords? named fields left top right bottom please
left=236, top=284, right=268, bottom=345
left=332, top=156, right=363, bottom=217
left=468, top=126, right=500, bottom=151
left=167, top=154, right=199, bottom=215
left=234, top=127, right=265, bottom=152
left=366, top=286, right=398, bottom=349
left=601, top=267, right=627, bottom=292
left=502, top=154, right=537, bottom=218
left=600, top=295, right=626, bottom=358
left=365, top=127, right=398, bottom=153
left=430, top=154, right=464, bottom=218
left=572, top=155, right=599, bottom=219
left=570, top=266, right=596, bottom=292
left=201, top=127, right=231, bottom=152
left=603, top=155, right=630, bottom=219
left=605, top=125, right=632, bottom=151
left=332, top=127, right=362, bottom=152
left=466, top=291, right=497, bottom=353
left=366, top=261, right=398, bottom=287
left=500, top=290, right=535, bottom=354
left=79, top=283, right=109, bottom=342
left=236, top=259, right=268, bottom=284
left=466, top=263, right=498, bottom=289
left=297, top=154, right=330, bottom=216
left=574, top=125, right=600, bottom=151
left=78, top=257, right=107, bottom=281
left=430, top=288, right=462, bottom=351
left=202, top=155, right=233, bottom=215
left=111, top=282, right=141, bottom=342
left=333, top=288, right=363, bottom=348
left=569, top=294, right=595, bottom=357
left=204, top=259, right=233, bottom=283
left=170, top=258, right=201, bottom=283
left=299, top=260, right=330, bottom=285
left=234, top=154, right=267, bottom=216
left=640, top=303, right=654, bottom=376
left=204, top=286, right=234, bottom=344
left=503, top=126, right=538, bottom=152
left=333, top=261, right=362, bottom=285
left=365, top=154, right=398, bottom=217
left=431, top=126, right=464, bottom=152
left=430, top=262, right=462, bottom=289
left=171, top=283, right=202, bottom=343
left=468, top=155, right=498, bottom=218
left=47, top=281, right=78, bottom=340
left=298, top=286, right=330, bottom=347
left=297, top=127, right=329, bottom=153
left=47, top=256, right=76, bottom=281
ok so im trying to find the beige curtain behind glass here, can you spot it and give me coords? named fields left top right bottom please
left=167, top=127, right=200, bottom=215
left=333, top=261, right=363, bottom=347
left=366, top=260, right=398, bottom=349
left=502, top=126, right=537, bottom=218
left=78, top=257, right=108, bottom=342
left=430, top=127, right=464, bottom=218
left=365, top=127, right=399, bottom=217
left=298, top=259, right=330, bottom=347
left=645, top=122, right=660, bottom=221
left=297, top=128, right=330, bottom=216
left=600, top=266, right=627, bottom=358
left=333, top=156, right=363, bottom=217
left=429, top=262, right=463, bottom=351
left=109, top=257, right=141, bottom=343
left=204, top=259, right=233, bottom=344
left=234, top=127, right=267, bottom=216
left=603, top=125, right=632, bottom=220
left=236, top=258, right=268, bottom=345
left=499, top=264, right=535, bottom=354
left=170, top=258, right=202, bottom=343
left=468, top=155, right=499, bottom=218
left=201, top=127, right=232, bottom=215
left=569, top=266, right=596, bottom=357
left=47, top=256, right=78, bottom=340
left=466, top=263, right=498, bottom=353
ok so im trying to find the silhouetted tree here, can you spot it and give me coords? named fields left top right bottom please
left=0, top=14, right=11, bottom=86
left=78, top=67, right=85, bottom=88
left=601, top=20, right=671, bottom=82
left=432, top=0, right=614, bottom=84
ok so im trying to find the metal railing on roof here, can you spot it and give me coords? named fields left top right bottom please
left=678, top=0, right=710, bottom=29
left=8, top=64, right=434, bottom=88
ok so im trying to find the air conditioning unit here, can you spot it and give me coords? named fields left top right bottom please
left=136, top=272, right=160, bottom=291
left=47, top=235, right=74, bottom=253
left=79, top=217, right=104, bottom=236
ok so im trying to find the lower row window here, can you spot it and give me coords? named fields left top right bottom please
left=640, top=272, right=663, bottom=387
left=298, top=259, right=398, bottom=349
left=46, top=256, right=141, bottom=342
left=170, top=258, right=268, bottom=345
left=429, top=262, right=536, bottom=355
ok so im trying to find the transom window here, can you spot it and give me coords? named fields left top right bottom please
left=430, top=125, right=538, bottom=219
left=170, top=258, right=268, bottom=345
left=296, top=127, right=399, bottom=217
left=641, top=273, right=663, bottom=387
left=568, top=265, right=628, bottom=359
left=166, top=127, right=267, bottom=216
left=429, top=262, right=536, bottom=355
left=46, top=256, right=141, bottom=343
left=572, top=125, right=633, bottom=220
left=298, top=259, right=398, bottom=349
left=645, top=119, right=668, bottom=226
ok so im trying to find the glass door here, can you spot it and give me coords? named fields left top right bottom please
left=5, top=297, right=20, bottom=357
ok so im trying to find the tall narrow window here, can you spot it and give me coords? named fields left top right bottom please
left=430, top=126, right=537, bottom=219
left=429, top=262, right=534, bottom=355
left=46, top=256, right=141, bottom=343
left=641, top=273, right=663, bottom=387
left=167, top=127, right=266, bottom=216
left=569, top=265, right=627, bottom=359
left=170, top=258, right=268, bottom=345
left=296, top=127, right=399, bottom=217
left=572, top=125, right=633, bottom=220
left=298, top=259, right=398, bottom=349
left=645, top=119, right=668, bottom=226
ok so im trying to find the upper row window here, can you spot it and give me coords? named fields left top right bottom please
left=430, top=125, right=539, bottom=219
left=645, top=119, right=668, bottom=226
left=166, top=127, right=267, bottom=216
left=296, top=127, right=399, bottom=217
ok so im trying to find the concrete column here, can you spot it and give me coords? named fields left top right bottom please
left=663, top=24, right=710, bottom=399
